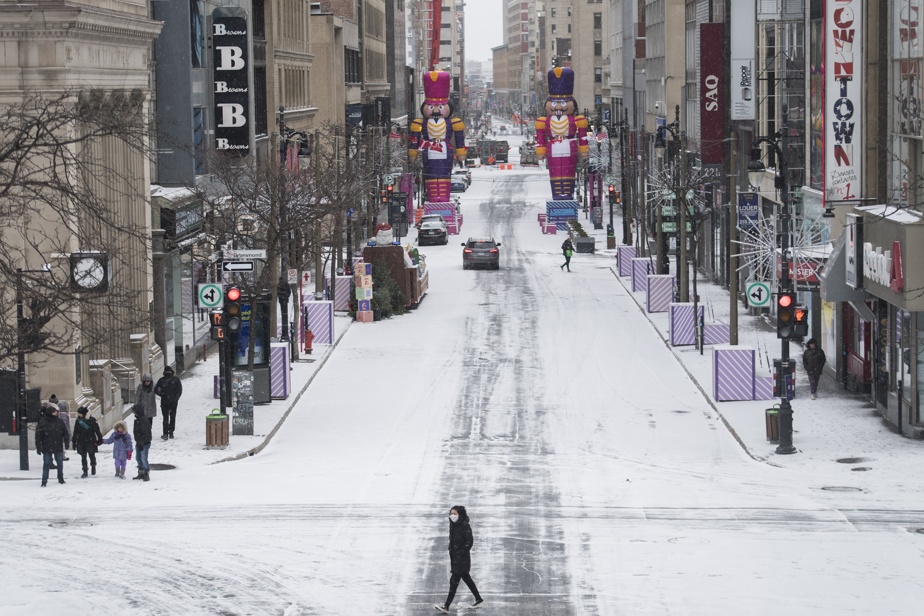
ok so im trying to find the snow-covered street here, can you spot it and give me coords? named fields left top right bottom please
left=3, top=130, right=924, bottom=615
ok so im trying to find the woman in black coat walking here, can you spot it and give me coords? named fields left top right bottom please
left=435, top=506, right=484, bottom=612
left=802, top=338, right=827, bottom=399
left=72, top=406, right=103, bottom=478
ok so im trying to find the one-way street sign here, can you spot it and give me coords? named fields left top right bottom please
left=223, top=261, right=255, bottom=272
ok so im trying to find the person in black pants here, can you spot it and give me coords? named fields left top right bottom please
left=434, top=506, right=484, bottom=612
left=35, top=406, right=69, bottom=487
left=72, top=406, right=103, bottom=478
left=560, top=238, right=574, bottom=272
left=154, top=366, right=183, bottom=440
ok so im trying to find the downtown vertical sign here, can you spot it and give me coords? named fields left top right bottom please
left=700, top=23, right=725, bottom=164
left=212, top=8, right=251, bottom=156
left=825, top=0, right=862, bottom=202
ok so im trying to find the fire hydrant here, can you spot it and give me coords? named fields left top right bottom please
left=304, top=328, right=315, bottom=355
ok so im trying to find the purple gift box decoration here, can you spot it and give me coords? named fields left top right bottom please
left=646, top=275, right=673, bottom=312
left=617, top=246, right=636, bottom=277
left=303, top=300, right=334, bottom=344
left=631, top=258, right=651, bottom=292
left=753, top=375, right=775, bottom=400
left=270, top=342, right=291, bottom=399
left=712, top=346, right=757, bottom=402
left=669, top=303, right=704, bottom=346
left=703, top=322, right=730, bottom=345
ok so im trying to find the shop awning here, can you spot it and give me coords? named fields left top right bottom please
left=819, top=232, right=868, bottom=303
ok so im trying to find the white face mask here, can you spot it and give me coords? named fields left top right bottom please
left=449, top=514, right=459, bottom=523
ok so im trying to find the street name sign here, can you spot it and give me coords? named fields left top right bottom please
left=224, top=249, right=266, bottom=260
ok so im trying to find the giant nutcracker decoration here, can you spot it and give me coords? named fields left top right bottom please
left=409, top=70, right=467, bottom=203
left=535, top=67, right=589, bottom=200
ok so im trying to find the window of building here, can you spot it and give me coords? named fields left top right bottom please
left=190, top=1, right=204, bottom=68
left=193, top=108, right=206, bottom=174
left=595, top=67, right=602, bottom=83
left=568, top=24, right=571, bottom=34
left=594, top=12, right=602, bottom=29
left=345, top=48, right=361, bottom=83
left=594, top=40, right=602, bottom=57
left=551, top=8, right=556, bottom=17
left=552, top=24, right=557, bottom=34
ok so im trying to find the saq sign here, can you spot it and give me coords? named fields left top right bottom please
left=212, top=8, right=251, bottom=155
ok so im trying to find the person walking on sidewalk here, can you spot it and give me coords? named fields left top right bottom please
left=72, top=406, right=103, bottom=478
left=134, top=373, right=157, bottom=428
left=802, top=338, right=826, bottom=400
left=434, top=506, right=484, bottom=613
left=102, top=421, right=133, bottom=479
left=132, top=404, right=152, bottom=482
left=35, top=405, right=69, bottom=487
left=154, top=366, right=183, bottom=440
left=560, top=238, right=574, bottom=272
left=49, top=394, right=71, bottom=461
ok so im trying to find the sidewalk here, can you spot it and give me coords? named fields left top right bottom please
left=592, top=230, right=924, bottom=480
left=0, top=315, right=353, bottom=481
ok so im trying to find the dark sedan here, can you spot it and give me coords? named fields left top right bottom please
left=418, top=220, right=448, bottom=245
left=450, top=179, right=468, bottom=193
left=462, top=237, right=501, bottom=270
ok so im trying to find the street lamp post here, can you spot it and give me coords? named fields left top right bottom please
left=748, top=132, right=797, bottom=455
left=277, top=106, right=292, bottom=342
left=655, top=106, right=687, bottom=295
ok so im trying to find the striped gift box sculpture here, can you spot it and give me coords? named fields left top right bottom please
left=302, top=301, right=334, bottom=343
left=617, top=246, right=636, bottom=277
left=546, top=200, right=578, bottom=231
left=669, top=303, right=704, bottom=346
left=646, top=275, right=673, bottom=312
left=631, top=257, right=651, bottom=292
left=703, top=322, right=730, bottom=345
left=712, top=346, right=757, bottom=401
left=325, top=275, right=353, bottom=310
left=269, top=342, right=291, bottom=399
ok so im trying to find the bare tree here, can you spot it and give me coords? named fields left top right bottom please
left=0, top=89, right=155, bottom=366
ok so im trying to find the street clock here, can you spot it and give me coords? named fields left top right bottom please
left=70, top=252, right=110, bottom=293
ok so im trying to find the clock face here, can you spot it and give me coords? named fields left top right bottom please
left=74, top=258, right=105, bottom=288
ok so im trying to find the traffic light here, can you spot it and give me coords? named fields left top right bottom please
left=793, top=306, right=809, bottom=337
left=608, top=185, right=616, bottom=205
left=223, top=286, right=243, bottom=333
left=777, top=291, right=796, bottom=339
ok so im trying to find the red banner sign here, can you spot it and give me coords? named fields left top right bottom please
left=699, top=23, right=725, bottom=164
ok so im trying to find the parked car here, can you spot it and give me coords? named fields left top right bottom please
left=462, top=237, right=501, bottom=270
left=452, top=169, right=472, bottom=185
left=416, top=214, right=445, bottom=229
left=418, top=220, right=449, bottom=245
left=450, top=179, right=467, bottom=193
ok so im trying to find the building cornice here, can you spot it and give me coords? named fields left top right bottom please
left=0, top=5, right=162, bottom=46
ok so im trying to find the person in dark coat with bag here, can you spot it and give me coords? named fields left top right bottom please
left=802, top=338, right=827, bottom=400
left=72, top=406, right=103, bottom=478
left=560, top=238, right=574, bottom=272
left=434, top=505, right=484, bottom=613
left=35, top=405, right=69, bottom=487
left=154, top=366, right=183, bottom=440
left=131, top=404, right=153, bottom=482
left=134, top=373, right=157, bottom=427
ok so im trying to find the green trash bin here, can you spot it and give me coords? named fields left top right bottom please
left=765, top=405, right=780, bottom=443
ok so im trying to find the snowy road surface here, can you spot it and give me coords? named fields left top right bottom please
left=3, top=131, right=924, bottom=615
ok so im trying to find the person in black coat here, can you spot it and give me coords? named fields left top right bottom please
left=35, top=406, right=69, bottom=487
left=154, top=366, right=183, bottom=440
left=561, top=238, right=574, bottom=272
left=802, top=338, right=827, bottom=399
left=434, top=505, right=484, bottom=613
left=132, top=404, right=153, bottom=482
left=72, top=406, right=103, bottom=478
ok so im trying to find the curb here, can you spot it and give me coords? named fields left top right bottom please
left=212, top=318, right=355, bottom=464
left=607, top=264, right=767, bottom=464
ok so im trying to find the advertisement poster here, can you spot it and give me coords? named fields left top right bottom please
left=730, top=0, right=756, bottom=121
left=825, top=0, right=862, bottom=201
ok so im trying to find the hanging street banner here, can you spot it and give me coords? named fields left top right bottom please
left=212, top=7, right=251, bottom=156
left=825, top=0, right=862, bottom=202
left=699, top=23, right=725, bottom=164
left=730, top=0, right=756, bottom=121
left=737, top=193, right=760, bottom=233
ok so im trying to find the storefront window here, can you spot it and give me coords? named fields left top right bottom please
left=897, top=309, right=912, bottom=400
left=917, top=314, right=924, bottom=423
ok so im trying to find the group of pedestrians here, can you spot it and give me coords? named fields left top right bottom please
left=34, top=366, right=182, bottom=487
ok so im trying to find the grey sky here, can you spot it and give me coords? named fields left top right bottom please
left=463, top=0, right=504, bottom=62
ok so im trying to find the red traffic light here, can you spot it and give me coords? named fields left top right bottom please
left=386, top=184, right=394, bottom=192
left=608, top=185, right=616, bottom=193
left=778, top=293, right=793, bottom=308
left=226, top=286, right=241, bottom=302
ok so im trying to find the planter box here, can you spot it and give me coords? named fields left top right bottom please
left=617, top=246, right=636, bottom=276
left=669, top=303, right=704, bottom=346
left=574, top=236, right=596, bottom=253
left=631, top=258, right=651, bottom=292
left=646, top=275, right=673, bottom=312
left=712, top=346, right=756, bottom=402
